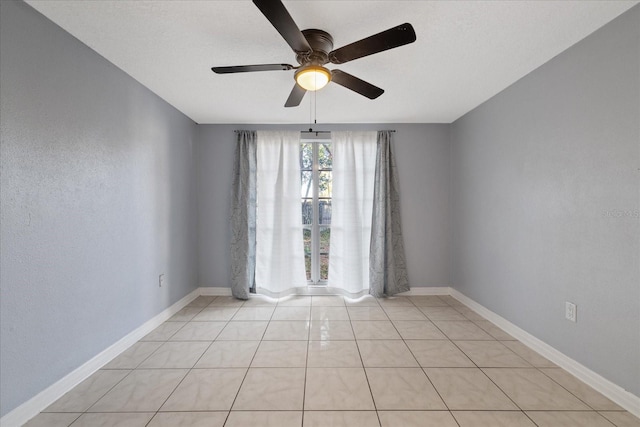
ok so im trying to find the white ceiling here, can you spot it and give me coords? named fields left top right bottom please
left=26, top=0, right=637, bottom=124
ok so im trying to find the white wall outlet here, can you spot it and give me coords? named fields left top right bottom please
left=565, top=301, right=577, bottom=322
left=159, top=274, right=165, bottom=288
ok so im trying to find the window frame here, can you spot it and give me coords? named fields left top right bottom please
left=301, top=135, right=332, bottom=285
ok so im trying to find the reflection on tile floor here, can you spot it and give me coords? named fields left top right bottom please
left=25, top=295, right=638, bottom=427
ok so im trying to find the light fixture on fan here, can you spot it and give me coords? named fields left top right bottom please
left=294, top=65, right=331, bottom=91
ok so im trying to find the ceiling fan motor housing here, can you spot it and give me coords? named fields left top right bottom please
left=297, top=29, right=334, bottom=65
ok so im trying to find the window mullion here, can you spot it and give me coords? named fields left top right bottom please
left=311, top=141, right=320, bottom=284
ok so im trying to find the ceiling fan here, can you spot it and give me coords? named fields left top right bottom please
left=212, top=0, right=416, bottom=107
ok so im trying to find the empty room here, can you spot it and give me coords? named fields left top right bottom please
left=1, top=0, right=638, bottom=426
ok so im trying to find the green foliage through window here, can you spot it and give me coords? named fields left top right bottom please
left=301, top=140, right=332, bottom=282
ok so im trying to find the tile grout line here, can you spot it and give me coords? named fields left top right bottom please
left=395, top=296, right=462, bottom=427
left=409, top=295, right=541, bottom=426
left=535, top=366, right=620, bottom=414
left=347, top=297, right=384, bottom=427
left=442, top=296, right=544, bottom=427
left=300, top=299, right=315, bottom=427
left=220, top=295, right=278, bottom=424
left=444, top=337, right=539, bottom=425
left=76, top=302, right=211, bottom=425
left=437, top=296, right=539, bottom=425
left=145, top=296, right=233, bottom=426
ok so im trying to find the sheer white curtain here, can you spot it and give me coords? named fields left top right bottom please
left=255, top=131, right=307, bottom=295
left=329, top=131, right=377, bottom=293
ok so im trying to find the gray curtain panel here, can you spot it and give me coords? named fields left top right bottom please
left=230, top=131, right=257, bottom=300
left=369, top=131, right=410, bottom=297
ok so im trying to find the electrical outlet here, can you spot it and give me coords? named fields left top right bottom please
left=159, top=274, right=165, bottom=288
left=565, top=301, right=577, bottom=322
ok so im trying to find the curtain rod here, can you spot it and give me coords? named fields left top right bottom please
left=233, top=130, right=396, bottom=133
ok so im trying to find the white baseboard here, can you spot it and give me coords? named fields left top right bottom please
left=450, top=288, right=640, bottom=418
left=1, top=288, right=201, bottom=427
left=398, top=286, right=452, bottom=296
left=199, top=285, right=452, bottom=297
left=199, top=286, right=233, bottom=296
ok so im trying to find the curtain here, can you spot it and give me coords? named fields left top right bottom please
left=369, top=130, right=410, bottom=297
left=329, top=131, right=377, bottom=293
left=255, top=131, right=307, bottom=295
left=230, top=131, right=257, bottom=300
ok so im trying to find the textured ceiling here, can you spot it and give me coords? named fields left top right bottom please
left=26, top=1, right=638, bottom=124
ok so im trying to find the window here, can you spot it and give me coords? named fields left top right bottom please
left=300, top=137, right=332, bottom=284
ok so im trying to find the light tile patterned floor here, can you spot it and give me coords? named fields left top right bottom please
left=24, top=295, right=639, bottom=427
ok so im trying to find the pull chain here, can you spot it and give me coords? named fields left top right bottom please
left=309, top=86, right=312, bottom=130
left=308, top=87, right=318, bottom=131
left=308, top=72, right=319, bottom=131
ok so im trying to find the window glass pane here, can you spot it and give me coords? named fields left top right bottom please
left=300, top=139, right=332, bottom=284
left=302, top=199, right=313, bottom=225
left=318, top=200, right=331, bottom=225
left=300, top=143, right=312, bottom=170
left=318, top=143, right=332, bottom=169
left=303, top=228, right=311, bottom=281
left=320, top=227, right=330, bottom=281
left=301, top=171, right=313, bottom=198
left=318, top=171, right=332, bottom=198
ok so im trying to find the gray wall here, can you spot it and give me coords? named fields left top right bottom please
left=0, top=0, right=198, bottom=416
left=450, top=5, right=639, bottom=396
left=197, top=123, right=451, bottom=288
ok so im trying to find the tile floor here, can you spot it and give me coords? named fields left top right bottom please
left=24, top=295, right=639, bottom=427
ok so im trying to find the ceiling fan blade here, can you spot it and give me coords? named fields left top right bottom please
left=329, top=23, right=416, bottom=64
left=212, top=64, right=294, bottom=74
left=284, top=83, right=306, bottom=107
left=253, top=0, right=312, bottom=54
left=331, top=70, right=384, bottom=99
